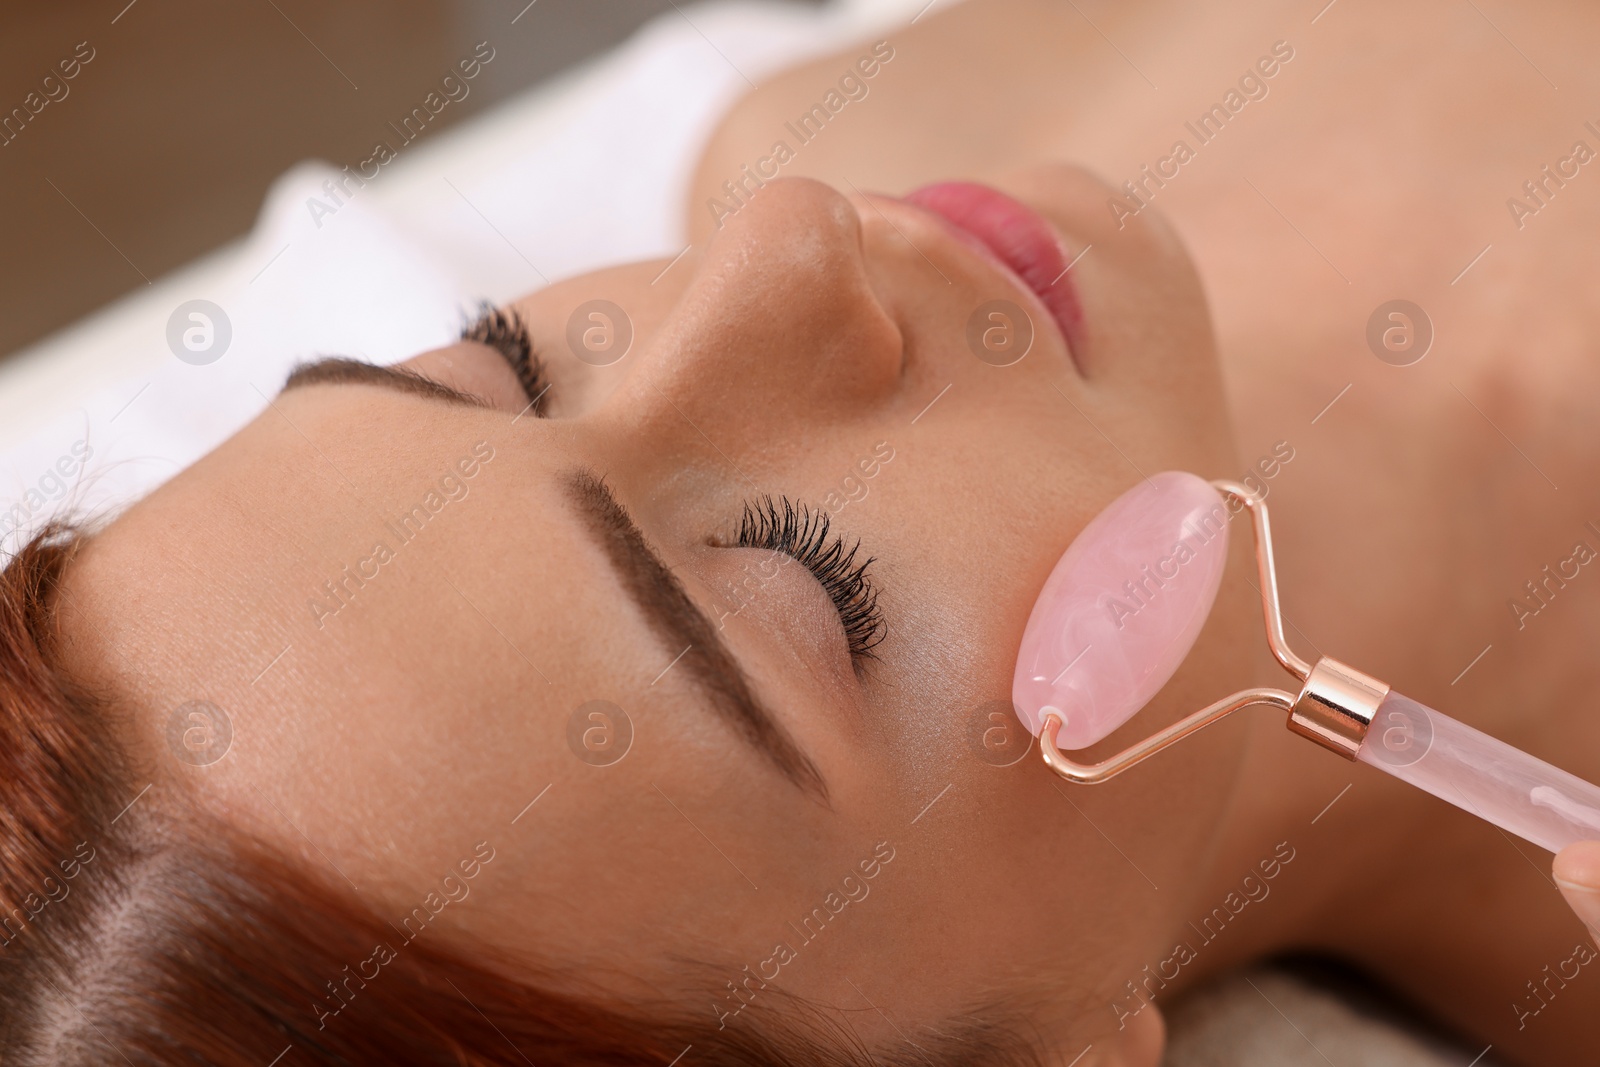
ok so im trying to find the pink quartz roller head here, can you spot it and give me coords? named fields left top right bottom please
left=1013, top=471, right=1230, bottom=750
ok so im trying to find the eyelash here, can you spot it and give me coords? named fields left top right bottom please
left=734, top=495, right=886, bottom=671
left=461, top=302, right=552, bottom=414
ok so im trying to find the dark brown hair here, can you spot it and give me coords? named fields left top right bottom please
left=0, top=525, right=1040, bottom=1066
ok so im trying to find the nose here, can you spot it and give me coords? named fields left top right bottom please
left=599, top=178, right=905, bottom=450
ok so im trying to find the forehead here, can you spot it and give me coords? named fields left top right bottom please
left=55, top=387, right=593, bottom=832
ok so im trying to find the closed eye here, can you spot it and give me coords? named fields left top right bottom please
left=461, top=302, right=552, bottom=414
left=728, top=495, right=886, bottom=676
left=278, top=303, right=554, bottom=418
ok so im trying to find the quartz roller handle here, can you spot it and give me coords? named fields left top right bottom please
left=1358, top=691, right=1600, bottom=854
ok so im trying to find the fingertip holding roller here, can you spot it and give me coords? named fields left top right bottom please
left=1012, top=471, right=1230, bottom=750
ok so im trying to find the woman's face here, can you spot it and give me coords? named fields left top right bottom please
left=59, top=166, right=1248, bottom=1061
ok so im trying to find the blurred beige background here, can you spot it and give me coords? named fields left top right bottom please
left=0, top=0, right=821, bottom=363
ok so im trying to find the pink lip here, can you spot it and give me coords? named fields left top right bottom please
left=902, top=181, right=1085, bottom=359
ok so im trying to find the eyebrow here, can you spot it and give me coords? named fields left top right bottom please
left=281, top=357, right=492, bottom=410
left=562, top=469, right=828, bottom=802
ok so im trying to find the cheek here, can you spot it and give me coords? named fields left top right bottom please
left=793, top=756, right=1179, bottom=1040
left=813, top=434, right=1248, bottom=983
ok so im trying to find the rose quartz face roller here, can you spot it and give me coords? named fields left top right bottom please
left=1013, top=471, right=1600, bottom=855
